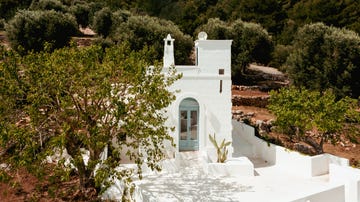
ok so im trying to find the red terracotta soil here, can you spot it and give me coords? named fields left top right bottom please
left=0, top=166, right=96, bottom=201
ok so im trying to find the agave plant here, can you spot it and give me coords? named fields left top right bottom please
left=209, top=133, right=231, bottom=163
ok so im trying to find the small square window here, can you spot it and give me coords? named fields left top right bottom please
left=167, top=41, right=171, bottom=46
left=219, top=69, right=224, bottom=75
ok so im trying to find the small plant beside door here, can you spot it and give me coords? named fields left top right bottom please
left=209, top=133, right=231, bottom=163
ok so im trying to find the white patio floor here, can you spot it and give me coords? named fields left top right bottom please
left=134, top=152, right=340, bottom=202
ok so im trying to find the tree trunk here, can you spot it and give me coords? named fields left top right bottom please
left=304, top=136, right=324, bottom=154
left=77, top=161, right=97, bottom=199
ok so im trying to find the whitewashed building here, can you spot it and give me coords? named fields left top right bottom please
left=162, top=33, right=233, bottom=154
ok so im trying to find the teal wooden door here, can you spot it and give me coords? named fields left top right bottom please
left=179, top=98, right=199, bottom=151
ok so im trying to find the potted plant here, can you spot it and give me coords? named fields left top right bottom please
left=207, top=133, right=232, bottom=176
left=208, top=133, right=254, bottom=177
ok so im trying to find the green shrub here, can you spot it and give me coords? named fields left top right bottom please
left=70, top=3, right=90, bottom=28
left=30, top=0, right=67, bottom=12
left=286, top=23, right=360, bottom=98
left=0, top=19, right=5, bottom=30
left=92, top=9, right=192, bottom=64
left=112, top=15, right=193, bottom=65
left=92, top=7, right=113, bottom=37
left=269, top=44, right=292, bottom=69
left=5, top=10, right=78, bottom=53
left=0, top=0, right=32, bottom=20
left=269, top=87, right=360, bottom=154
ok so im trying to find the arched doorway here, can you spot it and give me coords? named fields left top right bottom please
left=179, top=98, right=199, bottom=151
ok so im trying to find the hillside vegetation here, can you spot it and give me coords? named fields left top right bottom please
left=1, top=0, right=359, bottom=96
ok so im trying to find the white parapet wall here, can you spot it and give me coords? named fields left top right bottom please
left=330, top=164, right=360, bottom=202
left=232, top=120, right=349, bottom=178
left=291, top=185, right=346, bottom=202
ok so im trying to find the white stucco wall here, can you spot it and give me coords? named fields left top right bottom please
left=330, top=164, right=360, bottom=202
left=232, top=120, right=350, bottom=178
left=166, top=74, right=232, bottom=151
left=163, top=35, right=233, bottom=154
left=291, top=185, right=346, bottom=202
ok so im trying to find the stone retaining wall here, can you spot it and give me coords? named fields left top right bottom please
left=232, top=95, right=269, bottom=108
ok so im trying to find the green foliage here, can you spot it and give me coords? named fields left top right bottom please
left=69, top=3, right=90, bottom=28
left=110, top=14, right=193, bottom=65
left=92, top=7, right=113, bottom=37
left=236, top=0, right=286, bottom=35
left=285, top=23, right=360, bottom=98
left=30, top=0, right=67, bottom=12
left=269, top=44, right=292, bottom=69
left=288, top=0, right=360, bottom=34
left=0, top=0, right=33, bottom=20
left=91, top=8, right=132, bottom=38
left=209, top=133, right=231, bottom=163
left=0, top=44, right=180, bottom=198
left=5, top=10, right=78, bottom=53
left=0, top=18, right=5, bottom=30
left=197, top=18, right=273, bottom=82
left=268, top=87, right=360, bottom=154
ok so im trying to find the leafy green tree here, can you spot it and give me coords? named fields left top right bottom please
left=0, top=0, right=32, bottom=20
left=269, top=44, right=292, bottom=68
left=0, top=18, right=5, bottom=30
left=197, top=18, right=273, bottom=83
left=110, top=14, right=193, bottom=65
left=70, top=3, right=90, bottom=28
left=285, top=23, right=360, bottom=98
left=5, top=10, right=78, bottom=53
left=30, top=0, right=68, bottom=12
left=288, top=0, right=360, bottom=34
left=237, top=0, right=287, bottom=35
left=268, top=87, right=360, bottom=154
left=0, top=44, right=180, bottom=199
left=92, top=7, right=113, bottom=37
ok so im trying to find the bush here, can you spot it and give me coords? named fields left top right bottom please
left=112, top=14, right=193, bottom=65
left=92, top=7, right=113, bottom=37
left=30, top=0, right=67, bottom=12
left=5, top=10, right=78, bottom=53
left=269, top=44, right=292, bottom=69
left=0, top=0, right=32, bottom=20
left=269, top=87, right=360, bottom=154
left=286, top=23, right=360, bottom=98
left=92, top=9, right=192, bottom=64
left=86, top=2, right=105, bottom=24
left=0, top=19, right=5, bottom=30
left=92, top=9, right=131, bottom=37
left=70, top=3, right=90, bottom=28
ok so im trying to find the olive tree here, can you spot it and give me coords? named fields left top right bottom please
left=29, top=0, right=67, bottom=12
left=5, top=10, right=78, bottom=53
left=268, top=87, right=360, bottom=154
left=285, top=23, right=360, bottom=98
left=70, top=3, right=91, bottom=28
left=92, top=7, right=114, bottom=37
left=112, top=14, right=193, bottom=65
left=0, top=44, right=180, bottom=200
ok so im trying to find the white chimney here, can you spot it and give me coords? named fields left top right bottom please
left=163, top=34, right=175, bottom=67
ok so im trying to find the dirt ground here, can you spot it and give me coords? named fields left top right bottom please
left=232, top=88, right=360, bottom=167
left=0, top=167, right=96, bottom=202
